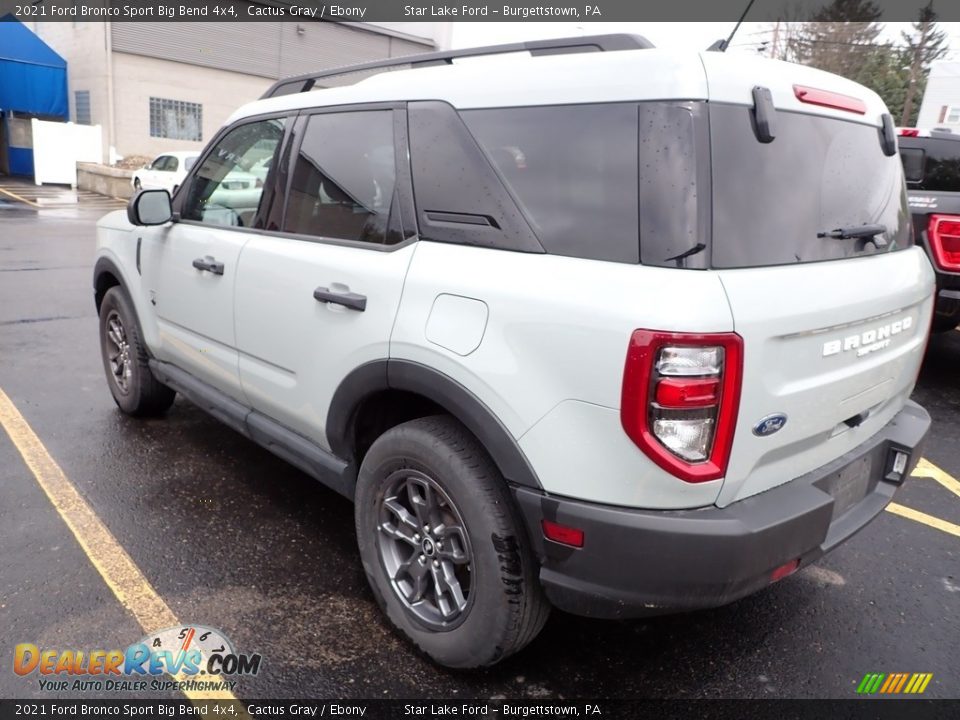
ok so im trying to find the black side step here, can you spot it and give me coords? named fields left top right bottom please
left=149, top=360, right=352, bottom=499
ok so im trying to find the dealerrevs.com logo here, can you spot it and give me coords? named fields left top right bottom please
left=13, top=625, right=261, bottom=693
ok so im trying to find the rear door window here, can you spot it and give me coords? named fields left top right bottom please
left=283, top=110, right=398, bottom=245
left=710, top=105, right=911, bottom=268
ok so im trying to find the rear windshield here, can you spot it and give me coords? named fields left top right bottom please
left=898, top=137, right=960, bottom=193
left=710, top=105, right=911, bottom=269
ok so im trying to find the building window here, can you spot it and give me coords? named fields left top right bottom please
left=74, top=91, right=91, bottom=125
left=149, top=97, right=202, bottom=142
left=940, top=106, right=960, bottom=125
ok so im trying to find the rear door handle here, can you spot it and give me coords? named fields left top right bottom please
left=192, top=256, right=224, bottom=275
left=313, top=286, right=366, bottom=312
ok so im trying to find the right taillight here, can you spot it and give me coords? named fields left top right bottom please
left=621, top=331, right=743, bottom=483
left=928, top=215, right=960, bottom=272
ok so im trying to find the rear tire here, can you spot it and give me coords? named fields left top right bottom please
left=98, top=287, right=175, bottom=417
left=133, top=177, right=142, bottom=190
left=355, top=415, right=549, bottom=668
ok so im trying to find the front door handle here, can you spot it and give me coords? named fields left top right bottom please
left=313, top=286, right=366, bottom=311
left=192, top=256, right=224, bottom=275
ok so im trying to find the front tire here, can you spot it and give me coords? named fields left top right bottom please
left=355, top=416, right=549, bottom=668
left=98, top=287, right=175, bottom=416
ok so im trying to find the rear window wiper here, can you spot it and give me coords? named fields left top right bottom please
left=817, top=224, right=888, bottom=247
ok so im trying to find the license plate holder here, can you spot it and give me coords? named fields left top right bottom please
left=823, top=455, right=873, bottom=519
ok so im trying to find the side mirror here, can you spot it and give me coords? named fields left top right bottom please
left=127, top=189, right=172, bottom=226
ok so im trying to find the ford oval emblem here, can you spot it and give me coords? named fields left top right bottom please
left=753, top=414, right=788, bottom=437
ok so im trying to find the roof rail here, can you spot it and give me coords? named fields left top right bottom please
left=260, top=34, right=654, bottom=99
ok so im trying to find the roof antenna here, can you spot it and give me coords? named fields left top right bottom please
left=708, top=0, right=759, bottom=52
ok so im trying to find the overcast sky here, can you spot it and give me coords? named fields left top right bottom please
left=448, top=21, right=960, bottom=60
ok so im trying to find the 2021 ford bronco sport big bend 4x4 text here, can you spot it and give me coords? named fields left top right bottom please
left=94, top=35, right=934, bottom=668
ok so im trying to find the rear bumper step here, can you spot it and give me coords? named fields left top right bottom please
left=513, top=400, right=930, bottom=619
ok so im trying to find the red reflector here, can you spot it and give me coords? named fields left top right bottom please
left=655, top=377, right=720, bottom=408
left=899, top=128, right=920, bottom=137
left=542, top=520, right=584, bottom=548
left=793, top=85, right=867, bottom=115
left=928, top=214, right=960, bottom=272
left=770, top=559, right=800, bottom=583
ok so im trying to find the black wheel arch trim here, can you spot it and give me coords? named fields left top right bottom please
left=327, top=359, right=543, bottom=490
left=93, top=256, right=130, bottom=311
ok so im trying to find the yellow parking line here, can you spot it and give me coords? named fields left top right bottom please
left=0, top=387, right=248, bottom=711
left=886, top=502, right=960, bottom=539
left=0, top=187, right=40, bottom=208
left=911, top=457, right=960, bottom=500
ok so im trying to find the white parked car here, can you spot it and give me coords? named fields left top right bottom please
left=94, top=35, right=934, bottom=669
left=131, top=151, right=199, bottom=194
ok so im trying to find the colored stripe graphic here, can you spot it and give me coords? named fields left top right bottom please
left=857, top=672, right=932, bottom=694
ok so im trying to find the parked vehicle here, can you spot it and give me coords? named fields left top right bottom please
left=94, top=35, right=934, bottom=668
left=131, top=151, right=199, bottom=195
left=897, top=128, right=960, bottom=331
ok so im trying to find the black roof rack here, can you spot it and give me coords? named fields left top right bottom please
left=260, top=34, right=654, bottom=99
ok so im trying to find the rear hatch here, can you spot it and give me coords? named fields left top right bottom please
left=699, top=54, right=935, bottom=507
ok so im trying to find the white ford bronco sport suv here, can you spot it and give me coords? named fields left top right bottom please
left=94, top=35, right=934, bottom=668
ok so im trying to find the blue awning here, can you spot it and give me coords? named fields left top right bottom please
left=0, top=15, right=68, bottom=119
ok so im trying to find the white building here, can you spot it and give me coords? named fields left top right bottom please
left=916, top=60, right=960, bottom=130
left=34, top=17, right=447, bottom=163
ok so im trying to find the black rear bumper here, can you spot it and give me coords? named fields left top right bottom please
left=512, top=401, right=930, bottom=619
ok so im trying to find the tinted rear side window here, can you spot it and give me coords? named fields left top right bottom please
left=900, top=147, right=925, bottom=183
left=710, top=105, right=911, bottom=268
left=462, top=104, right=639, bottom=263
left=284, top=110, right=398, bottom=244
left=899, top=137, right=960, bottom=193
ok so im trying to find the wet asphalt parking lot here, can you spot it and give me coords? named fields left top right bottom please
left=0, top=200, right=958, bottom=701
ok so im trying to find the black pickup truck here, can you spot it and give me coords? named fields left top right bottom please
left=898, top=128, right=960, bottom=331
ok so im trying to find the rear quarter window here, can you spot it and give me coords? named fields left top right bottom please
left=461, top=104, right=639, bottom=263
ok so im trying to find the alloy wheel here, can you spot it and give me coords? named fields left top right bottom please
left=376, top=470, right=473, bottom=629
left=104, top=310, right=132, bottom=394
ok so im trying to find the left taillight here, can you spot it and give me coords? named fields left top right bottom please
left=620, top=330, right=743, bottom=483
left=927, top=214, right=960, bottom=272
